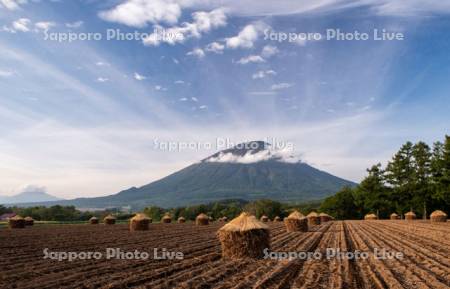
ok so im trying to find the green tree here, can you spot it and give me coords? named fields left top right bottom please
left=143, top=206, right=164, bottom=221
left=354, top=163, right=392, bottom=218
left=385, top=141, right=415, bottom=213
left=411, top=141, right=432, bottom=217
left=320, top=186, right=358, bottom=220
left=431, top=136, right=450, bottom=210
left=0, top=205, right=12, bottom=215
left=244, top=199, right=283, bottom=219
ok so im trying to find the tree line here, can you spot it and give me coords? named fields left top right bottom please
left=320, top=135, right=450, bottom=219
left=143, top=199, right=321, bottom=221
left=0, top=205, right=133, bottom=222
left=1, top=199, right=322, bottom=222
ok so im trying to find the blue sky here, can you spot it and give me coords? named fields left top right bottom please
left=0, top=0, right=449, bottom=199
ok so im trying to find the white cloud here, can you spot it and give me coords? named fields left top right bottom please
left=179, top=97, right=188, bottom=101
left=295, top=38, right=307, bottom=46
left=142, top=25, right=187, bottom=46
left=251, top=71, right=265, bottom=79
left=172, top=58, right=179, bottom=64
left=187, top=48, right=205, bottom=58
left=171, top=0, right=450, bottom=17
left=143, top=8, right=226, bottom=46
left=249, top=91, right=277, bottom=96
left=134, top=72, right=146, bottom=81
left=205, top=145, right=301, bottom=164
left=99, top=0, right=181, bottom=27
left=226, top=24, right=259, bottom=49
left=155, top=85, right=167, bottom=91
left=1, top=25, right=16, bottom=33
left=96, top=77, right=109, bottom=82
left=236, top=55, right=265, bottom=64
left=5, top=19, right=55, bottom=33
left=174, top=80, right=185, bottom=84
left=199, top=105, right=207, bottom=109
left=95, top=61, right=110, bottom=67
left=96, top=0, right=450, bottom=26
left=0, top=0, right=26, bottom=10
left=65, top=21, right=83, bottom=29
left=191, top=97, right=198, bottom=102
left=369, top=0, right=450, bottom=16
left=0, top=69, right=14, bottom=77
left=192, top=8, right=227, bottom=32
left=261, top=45, right=279, bottom=58
left=252, top=70, right=276, bottom=79
left=205, top=41, right=224, bottom=54
left=225, top=21, right=269, bottom=49
left=271, top=83, right=293, bottom=90
left=34, top=21, right=56, bottom=31
left=12, top=18, right=31, bottom=32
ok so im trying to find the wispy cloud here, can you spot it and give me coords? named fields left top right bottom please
left=261, top=45, right=279, bottom=58
left=252, top=70, right=276, bottom=79
left=65, top=21, right=83, bottom=29
left=12, top=18, right=31, bottom=32
left=178, top=0, right=450, bottom=17
left=236, top=55, right=265, bottom=64
left=134, top=72, right=146, bottom=81
left=205, top=41, right=225, bottom=54
left=34, top=21, right=55, bottom=31
left=96, top=77, right=109, bottom=82
left=0, top=69, right=14, bottom=77
left=0, top=0, right=27, bottom=11
left=271, top=83, right=293, bottom=90
left=187, top=48, right=205, bottom=58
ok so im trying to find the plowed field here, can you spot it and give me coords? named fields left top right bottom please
left=0, top=220, right=449, bottom=289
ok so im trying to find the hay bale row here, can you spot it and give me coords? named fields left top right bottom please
left=162, top=214, right=172, bottom=223
left=196, top=213, right=209, bottom=226
left=130, top=213, right=151, bottom=231
left=390, top=213, right=400, bottom=220
left=319, top=213, right=332, bottom=223
left=430, top=210, right=447, bottom=222
left=284, top=211, right=308, bottom=232
left=89, top=217, right=99, bottom=224
left=104, top=215, right=116, bottom=225
left=218, top=212, right=270, bottom=259
left=364, top=213, right=377, bottom=220
left=24, top=216, right=34, bottom=226
left=9, top=215, right=25, bottom=229
left=405, top=211, right=416, bottom=221
left=307, top=211, right=320, bottom=226
left=178, top=217, right=186, bottom=223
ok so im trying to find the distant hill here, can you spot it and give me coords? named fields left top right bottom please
left=0, top=190, right=63, bottom=205
left=14, top=141, right=356, bottom=209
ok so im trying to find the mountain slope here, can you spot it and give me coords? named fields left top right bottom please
left=0, top=191, right=63, bottom=204
left=15, top=141, right=356, bottom=209
left=18, top=159, right=354, bottom=209
left=113, top=160, right=356, bottom=207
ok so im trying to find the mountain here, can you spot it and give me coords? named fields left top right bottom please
left=0, top=190, right=63, bottom=204
left=14, top=141, right=356, bottom=209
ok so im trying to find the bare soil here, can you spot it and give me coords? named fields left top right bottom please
left=0, top=220, right=448, bottom=288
